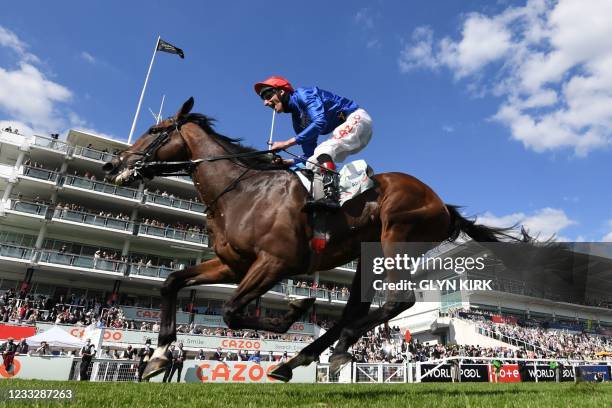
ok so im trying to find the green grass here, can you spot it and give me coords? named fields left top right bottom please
left=0, top=380, right=611, bottom=408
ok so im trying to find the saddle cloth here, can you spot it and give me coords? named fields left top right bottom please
left=295, top=159, right=375, bottom=206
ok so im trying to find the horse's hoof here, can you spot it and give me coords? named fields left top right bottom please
left=289, top=297, right=316, bottom=312
left=142, top=357, right=170, bottom=380
left=268, top=364, right=293, bottom=382
left=329, top=352, right=352, bottom=374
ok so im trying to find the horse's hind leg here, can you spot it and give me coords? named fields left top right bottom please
left=143, top=257, right=237, bottom=380
left=329, top=231, right=431, bottom=373
left=222, top=252, right=315, bottom=333
left=269, top=259, right=373, bottom=382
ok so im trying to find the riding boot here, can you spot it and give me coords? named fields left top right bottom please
left=305, top=161, right=340, bottom=212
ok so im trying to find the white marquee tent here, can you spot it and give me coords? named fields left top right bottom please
left=25, top=326, right=87, bottom=348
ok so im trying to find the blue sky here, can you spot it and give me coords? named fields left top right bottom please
left=1, top=0, right=611, bottom=241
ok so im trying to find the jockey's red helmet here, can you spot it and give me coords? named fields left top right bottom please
left=254, top=76, right=295, bottom=96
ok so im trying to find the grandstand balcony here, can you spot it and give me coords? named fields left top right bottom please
left=122, top=262, right=173, bottom=280
left=30, top=135, right=70, bottom=154
left=142, top=191, right=206, bottom=217
left=52, top=207, right=134, bottom=234
left=63, top=174, right=142, bottom=203
left=21, top=165, right=60, bottom=183
left=71, top=145, right=116, bottom=164
left=0, top=242, right=34, bottom=264
left=4, top=199, right=48, bottom=220
left=136, top=224, right=208, bottom=248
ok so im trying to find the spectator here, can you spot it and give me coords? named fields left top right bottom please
left=79, top=338, right=96, bottom=381
left=0, top=338, right=17, bottom=372
left=169, top=343, right=185, bottom=382
left=35, top=341, right=50, bottom=356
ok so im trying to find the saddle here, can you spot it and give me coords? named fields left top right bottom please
left=294, top=160, right=375, bottom=206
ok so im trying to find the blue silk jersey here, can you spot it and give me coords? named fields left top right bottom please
left=286, top=87, right=358, bottom=161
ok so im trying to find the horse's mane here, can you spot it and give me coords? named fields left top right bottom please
left=182, top=113, right=288, bottom=171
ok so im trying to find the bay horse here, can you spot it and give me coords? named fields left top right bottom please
left=103, top=97, right=529, bottom=381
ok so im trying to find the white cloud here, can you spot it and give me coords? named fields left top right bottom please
left=0, top=63, right=72, bottom=131
left=478, top=207, right=576, bottom=241
left=399, top=26, right=440, bottom=72
left=354, top=8, right=381, bottom=50
left=0, top=25, right=107, bottom=137
left=0, top=26, right=39, bottom=63
left=354, top=8, right=375, bottom=30
left=603, top=232, right=612, bottom=242
left=80, top=51, right=96, bottom=64
left=399, top=0, right=612, bottom=155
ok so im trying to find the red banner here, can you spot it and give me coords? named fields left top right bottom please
left=488, top=364, right=521, bottom=382
left=491, top=315, right=518, bottom=325
left=0, top=324, right=36, bottom=340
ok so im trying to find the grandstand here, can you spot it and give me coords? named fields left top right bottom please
left=0, top=127, right=355, bottom=360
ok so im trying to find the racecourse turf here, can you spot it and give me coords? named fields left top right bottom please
left=0, top=380, right=611, bottom=407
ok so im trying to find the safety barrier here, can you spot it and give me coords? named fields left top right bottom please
left=1, top=356, right=608, bottom=383
left=316, top=357, right=611, bottom=383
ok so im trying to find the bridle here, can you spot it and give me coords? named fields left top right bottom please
left=122, top=120, right=190, bottom=178
left=118, top=119, right=284, bottom=213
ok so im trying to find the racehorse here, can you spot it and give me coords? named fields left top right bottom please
left=103, top=97, right=531, bottom=381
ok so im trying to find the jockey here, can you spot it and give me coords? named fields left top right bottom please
left=254, top=76, right=373, bottom=210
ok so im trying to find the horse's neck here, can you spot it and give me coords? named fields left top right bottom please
left=185, top=132, right=248, bottom=210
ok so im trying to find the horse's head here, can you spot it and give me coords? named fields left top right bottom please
left=103, top=97, right=195, bottom=185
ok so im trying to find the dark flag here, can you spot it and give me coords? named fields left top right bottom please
left=157, top=39, right=185, bottom=59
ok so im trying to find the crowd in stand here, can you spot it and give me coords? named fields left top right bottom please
left=450, top=308, right=612, bottom=360
left=22, top=159, right=46, bottom=169
left=293, top=279, right=350, bottom=298
left=2, top=126, right=20, bottom=134
left=140, top=218, right=206, bottom=235
left=0, top=291, right=314, bottom=344
left=143, top=188, right=200, bottom=204
left=55, top=202, right=131, bottom=221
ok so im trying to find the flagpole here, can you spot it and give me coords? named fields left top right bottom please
left=128, top=35, right=160, bottom=144
left=156, top=94, right=165, bottom=124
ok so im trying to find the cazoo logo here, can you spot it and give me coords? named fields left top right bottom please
left=70, top=328, right=123, bottom=341
left=196, top=362, right=279, bottom=382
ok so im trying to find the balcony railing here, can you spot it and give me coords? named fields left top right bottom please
left=63, top=175, right=141, bottom=200
left=9, top=200, right=48, bottom=216
left=137, top=224, right=208, bottom=245
left=39, top=250, right=128, bottom=274
left=279, top=283, right=351, bottom=302
left=144, top=191, right=205, bottom=213
left=53, top=208, right=134, bottom=232
left=0, top=243, right=33, bottom=260
left=32, top=135, right=69, bottom=153
left=72, top=146, right=117, bottom=163
left=22, top=166, right=59, bottom=183
left=128, top=263, right=173, bottom=279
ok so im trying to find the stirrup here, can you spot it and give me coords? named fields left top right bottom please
left=304, top=197, right=340, bottom=213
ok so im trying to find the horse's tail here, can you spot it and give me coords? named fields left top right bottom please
left=446, top=204, right=531, bottom=243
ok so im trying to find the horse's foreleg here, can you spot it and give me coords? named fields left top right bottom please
left=269, top=260, right=373, bottom=382
left=143, top=257, right=237, bottom=380
left=222, top=252, right=306, bottom=333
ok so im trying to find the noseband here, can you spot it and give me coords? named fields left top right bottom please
left=123, top=121, right=197, bottom=177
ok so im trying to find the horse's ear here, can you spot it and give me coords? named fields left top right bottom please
left=176, top=97, right=194, bottom=118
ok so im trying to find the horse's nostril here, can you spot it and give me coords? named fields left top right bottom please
left=102, top=162, right=114, bottom=173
